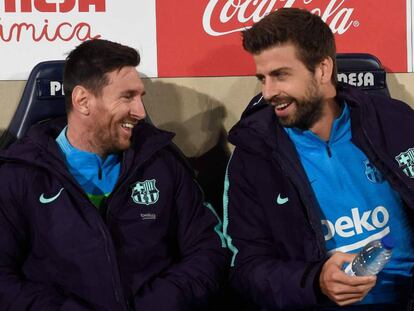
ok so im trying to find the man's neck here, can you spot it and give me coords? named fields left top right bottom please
left=66, top=122, right=107, bottom=159
left=309, top=98, right=342, bottom=141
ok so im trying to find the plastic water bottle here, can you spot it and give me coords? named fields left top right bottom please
left=344, top=235, right=395, bottom=276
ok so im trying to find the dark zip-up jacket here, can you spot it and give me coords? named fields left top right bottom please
left=0, top=118, right=228, bottom=311
left=224, top=84, right=414, bottom=310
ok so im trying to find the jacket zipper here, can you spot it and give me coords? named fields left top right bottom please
left=326, top=144, right=332, bottom=158
left=46, top=156, right=128, bottom=310
left=97, top=222, right=122, bottom=304
left=69, top=182, right=128, bottom=310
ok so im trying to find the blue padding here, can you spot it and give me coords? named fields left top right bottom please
left=8, top=60, right=66, bottom=141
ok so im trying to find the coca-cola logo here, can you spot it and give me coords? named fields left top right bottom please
left=203, top=0, right=357, bottom=36
left=0, top=0, right=105, bottom=42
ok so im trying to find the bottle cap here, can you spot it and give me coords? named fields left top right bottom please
left=381, top=235, right=396, bottom=250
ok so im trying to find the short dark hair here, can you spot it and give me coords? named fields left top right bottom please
left=242, top=8, right=337, bottom=84
left=63, top=39, right=140, bottom=111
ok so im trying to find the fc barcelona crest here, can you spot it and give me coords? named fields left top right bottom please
left=395, top=148, right=414, bottom=179
left=131, top=179, right=159, bottom=205
left=364, top=160, right=384, bottom=183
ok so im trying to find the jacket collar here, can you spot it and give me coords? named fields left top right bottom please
left=0, top=117, right=174, bottom=175
left=228, top=83, right=370, bottom=158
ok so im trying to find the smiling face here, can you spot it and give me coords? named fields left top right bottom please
left=254, top=43, right=325, bottom=130
left=86, top=66, right=146, bottom=156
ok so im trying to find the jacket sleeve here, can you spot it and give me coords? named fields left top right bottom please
left=0, top=165, right=93, bottom=311
left=223, top=149, right=325, bottom=310
left=133, top=155, right=229, bottom=310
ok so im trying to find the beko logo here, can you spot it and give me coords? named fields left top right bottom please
left=321, top=206, right=389, bottom=241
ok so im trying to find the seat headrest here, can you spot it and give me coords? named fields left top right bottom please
left=0, top=60, right=66, bottom=149
left=13, top=60, right=66, bottom=134
left=336, top=53, right=390, bottom=97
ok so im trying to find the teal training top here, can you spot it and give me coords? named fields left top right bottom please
left=285, top=104, right=414, bottom=304
left=56, top=127, right=121, bottom=209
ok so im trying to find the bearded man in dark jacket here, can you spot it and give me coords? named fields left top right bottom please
left=224, top=8, right=414, bottom=311
left=0, top=39, right=228, bottom=311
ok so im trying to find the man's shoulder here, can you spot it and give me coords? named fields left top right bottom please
left=0, top=159, right=41, bottom=199
left=227, top=146, right=282, bottom=181
left=0, top=136, right=49, bottom=166
left=338, top=84, right=413, bottom=114
left=161, top=144, right=196, bottom=179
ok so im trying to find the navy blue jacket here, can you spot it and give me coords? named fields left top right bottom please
left=0, top=118, right=228, bottom=311
left=224, top=84, right=414, bottom=310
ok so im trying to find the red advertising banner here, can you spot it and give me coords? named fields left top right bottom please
left=156, top=0, right=408, bottom=77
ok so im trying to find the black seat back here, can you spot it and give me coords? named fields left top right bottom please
left=0, top=60, right=66, bottom=149
left=336, top=53, right=390, bottom=97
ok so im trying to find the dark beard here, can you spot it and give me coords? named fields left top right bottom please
left=282, top=96, right=324, bottom=130
left=277, top=79, right=324, bottom=130
left=92, top=129, right=126, bottom=158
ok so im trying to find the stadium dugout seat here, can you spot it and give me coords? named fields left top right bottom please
left=0, top=60, right=66, bottom=149
left=0, top=60, right=159, bottom=151
left=0, top=53, right=390, bottom=150
left=0, top=59, right=196, bottom=179
left=336, top=53, right=390, bottom=98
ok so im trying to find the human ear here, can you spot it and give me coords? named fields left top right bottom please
left=317, top=57, right=334, bottom=84
left=71, top=86, right=90, bottom=115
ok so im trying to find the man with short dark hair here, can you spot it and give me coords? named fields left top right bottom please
left=224, top=8, right=414, bottom=310
left=0, top=39, right=228, bottom=311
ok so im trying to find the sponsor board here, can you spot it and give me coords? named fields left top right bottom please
left=0, top=0, right=157, bottom=79
left=0, top=1, right=412, bottom=79
left=157, top=0, right=408, bottom=77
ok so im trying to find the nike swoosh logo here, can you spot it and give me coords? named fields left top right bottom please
left=276, top=194, right=289, bottom=205
left=39, top=188, right=64, bottom=204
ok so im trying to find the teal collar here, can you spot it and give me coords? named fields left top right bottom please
left=284, top=103, right=351, bottom=148
left=55, top=127, right=121, bottom=196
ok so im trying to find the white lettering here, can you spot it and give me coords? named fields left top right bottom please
left=352, top=207, right=375, bottom=234
left=371, top=206, right=389, bottom=228
left=50, top=81, right=64, bottom=96
left=322, top=206, right=390, bottom=241
left=337, top=73, right=348, bottom=83
left=348, top=72, right=357, bottom=86
left=336, top=72, right=375, bottom=87
left=321, top=219, right=335, bottom=240
left=335, top=216, right=355, bottom=237
left=203, top=0, right=355, bottom=36
left=363, top=72, right=374, bottom=86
